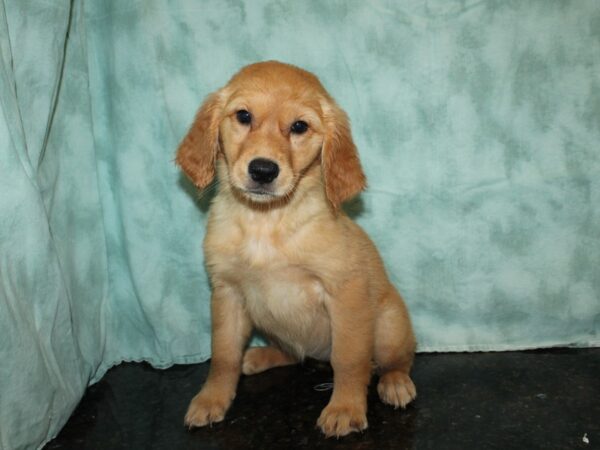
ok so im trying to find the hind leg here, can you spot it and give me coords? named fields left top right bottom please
left=374, top=290, right=417, bottom=409
left=242, top=345, right=298, bottom=375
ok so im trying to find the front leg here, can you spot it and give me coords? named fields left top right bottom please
left=317, top=277, right=374, bottom=437
left=185, top=283, right=252, bottom=428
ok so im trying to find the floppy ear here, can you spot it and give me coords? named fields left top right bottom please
left=176, top=91, right=224, bottom=189
left=321, top=100, right=367, bottom=208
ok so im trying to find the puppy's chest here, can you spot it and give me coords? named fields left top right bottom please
left=208, top=224, right=330, bottom=356
left=237, top=264, right=330, bottom=360
left=238, top=228, right=283, bottom=267
left=221, top=230, right=324, bottom=311
left=209, top=219, right=297, bottom=274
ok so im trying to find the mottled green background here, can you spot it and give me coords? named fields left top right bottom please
left=1, top=0, right=599, bottom=447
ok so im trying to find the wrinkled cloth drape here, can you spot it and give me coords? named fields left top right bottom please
left=0, top=1, right=598, bottom=448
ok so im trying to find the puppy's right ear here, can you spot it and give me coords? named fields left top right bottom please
left=176, top=91, right=224, bottom=189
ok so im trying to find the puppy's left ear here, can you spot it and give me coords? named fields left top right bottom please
left=176, top=90, right=225, bottom=189
left=321, top=99, right=367, bottom=209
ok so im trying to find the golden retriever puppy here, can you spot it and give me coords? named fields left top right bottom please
left=176, top=61, right=416, bottom=437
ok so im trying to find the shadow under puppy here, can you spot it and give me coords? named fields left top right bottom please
left=176, top=61, right=416, bottom=437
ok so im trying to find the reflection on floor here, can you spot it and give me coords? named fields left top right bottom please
left=46, top=348, right=599, bottom=449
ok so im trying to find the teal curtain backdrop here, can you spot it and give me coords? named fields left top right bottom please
left=1, top=0, right=599, bottom=448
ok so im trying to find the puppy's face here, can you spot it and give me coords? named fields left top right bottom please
left=177, top=61, right=366, bottom=208
left=218, top=77, right=325, bottom=203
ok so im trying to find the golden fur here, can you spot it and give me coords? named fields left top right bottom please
left=177, top=61, right=416, bottom=437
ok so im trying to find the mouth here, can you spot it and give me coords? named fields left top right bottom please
left=245, top=188, right=279, bottom=197
left=232, top=182, right=296, bottom=204
left=229, top=170, right=298, bottom=204
left=233, top=184, right=283, bottom=203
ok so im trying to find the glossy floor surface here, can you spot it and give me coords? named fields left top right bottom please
left=46, top=348, right=599, bottom=449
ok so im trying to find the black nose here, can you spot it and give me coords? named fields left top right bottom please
left=248, top=158, right=280, bottom=184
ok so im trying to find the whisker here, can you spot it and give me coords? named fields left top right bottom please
left=194, top=181, right=220, bottom=204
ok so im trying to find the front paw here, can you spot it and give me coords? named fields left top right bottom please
left=184, top=389, right=234, bottom=428
left=317, top=402, right=368, bottom=437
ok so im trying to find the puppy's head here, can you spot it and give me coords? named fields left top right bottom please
left=176, top=61, right=366, bottom=208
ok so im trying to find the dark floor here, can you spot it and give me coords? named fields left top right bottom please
left=46, top=348, right=599, bottom=450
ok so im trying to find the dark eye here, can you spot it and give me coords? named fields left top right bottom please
left=290, top=120, right=309, bottom=134
left=236, top=109, right=252, bottom=125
